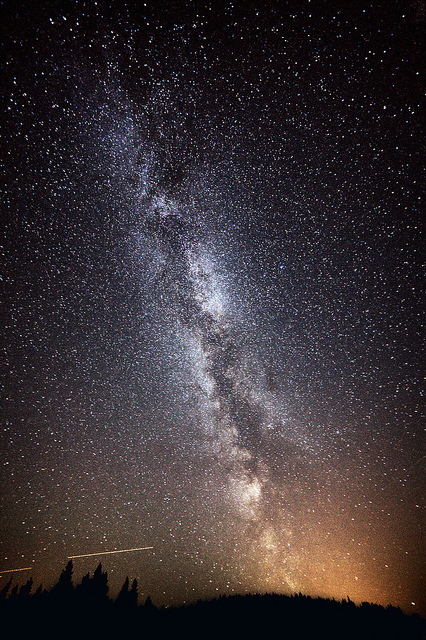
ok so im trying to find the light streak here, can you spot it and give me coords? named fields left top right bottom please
left=0, top=566, right=33, bottom=574
left=68, top=546, right=154, bottom=559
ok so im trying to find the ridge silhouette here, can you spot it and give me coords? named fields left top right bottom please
left=0, top=562, right=425, bottom=639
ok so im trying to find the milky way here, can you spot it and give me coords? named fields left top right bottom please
left=1, top=0, right=424, bottom=615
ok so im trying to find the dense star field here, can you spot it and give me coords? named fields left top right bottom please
left=1, top=0, right=424, bottom=616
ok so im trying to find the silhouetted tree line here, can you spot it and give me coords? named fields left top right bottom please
left=0, top=562, right=425, bottom=640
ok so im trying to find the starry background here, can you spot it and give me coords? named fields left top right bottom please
left=1, top=0, right=425, bottom=616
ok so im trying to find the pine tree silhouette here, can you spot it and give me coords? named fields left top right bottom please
left=17, top=577, right=33, bottom=602
left=0, top=576, right=12, bottom=601
left=58, top=560, right=73, bottom=593
left=92, top=562, right=109, bottom=605
left=51, top=559, right=74, bottom=603
left=8, top=584, right=19, bottom=601
left=144, top=595, right=154, bottom=608
left=115, top=576, right=130, bottom=609
left=129, top=578, right=138, bottom=609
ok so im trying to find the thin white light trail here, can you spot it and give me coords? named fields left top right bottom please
left=68, top=546, right=154, bottom=559
left=0, top=566, right=33, bottom=574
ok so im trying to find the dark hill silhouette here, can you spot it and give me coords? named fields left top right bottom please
left=0, top=562, right=425, bottom=640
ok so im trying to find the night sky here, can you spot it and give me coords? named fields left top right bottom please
left=1, top=0, right=425, bottom=616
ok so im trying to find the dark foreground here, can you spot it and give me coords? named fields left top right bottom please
left=1, top=563, right=425, bottom=640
